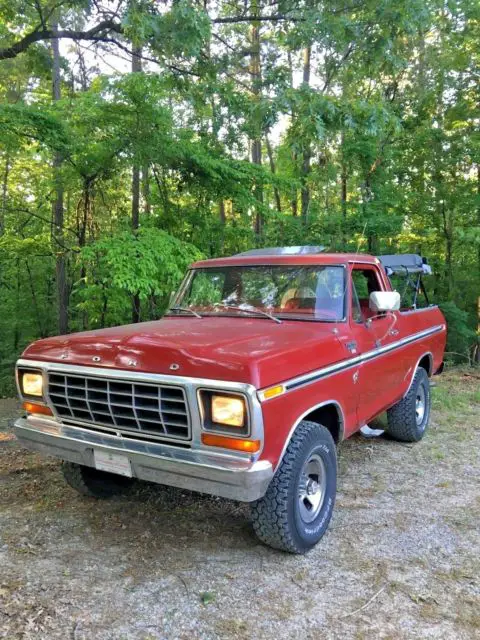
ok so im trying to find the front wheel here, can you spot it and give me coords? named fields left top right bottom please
left=387, top=367, right=431, bottom=442
left=62, top=461, right=134, bottom=498
left=251, top=421, right=337, bottom=554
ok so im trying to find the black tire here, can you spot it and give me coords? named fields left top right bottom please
left=387, top=367, right=431, bottom=442
left=251, top=421, right=337, bottom=554
left=62, top=461, right=134, bottom=498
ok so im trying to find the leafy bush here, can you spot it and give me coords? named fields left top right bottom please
left=74, top=227, right=202, bottom=328
left=438, top=301, right=478, bottom=365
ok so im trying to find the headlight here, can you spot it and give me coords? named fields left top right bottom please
left=211, top=395, right=245, bottom=427
left=199, top=390, right=249, bottom=435
left=22, top=372, right=43, bottom=397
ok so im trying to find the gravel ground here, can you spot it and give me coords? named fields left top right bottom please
left=0, top=370, right=479, bottom=640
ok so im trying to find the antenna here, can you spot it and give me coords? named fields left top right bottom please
left=354, top=222, right=368, bottom=256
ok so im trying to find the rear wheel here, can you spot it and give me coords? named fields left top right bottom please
left=387, top=367, right=431, bottom=442
left=62, top=462, right=134, bottom=498
left=251, top=421, right=337, bottom=554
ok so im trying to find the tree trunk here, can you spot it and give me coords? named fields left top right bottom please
left=341, top=168, right=347, bottom=219
left=131, top=44, right=142, bottom=323
left=340, top=132, right=347, bottom=218
left=13, top=258, right=21, bottom=352
left=219, top=200, right=226, bottom=253
left=79, top=179, right=92, bottom=329
left=441, top=200, right=454, bottom=298
left=25, top=260, right=45, bottom=337
left=0, top=154, right=9, bottom=236
left=340, top=131, right=348, bottom=245
left=287, top=51, right=298, bottom=216
left=265, top=135, right=281, bottom=212
left=132, top=166, right=140, bottom=232
left=362, top=175, right=374, bottom=253
left=300, top=45, right=311, bottom=223
left=477, top=165, right=480, bottom=283
left=51, top=22, right=68, bottom=334
left=142, top=164, right=150, bottom=215
left=75, top=42, right=89, bottom=92
left=475, top=145, right=479, bottom=362
left=209, top=94, right=227, bottom=250
left=250, top=0, right=263, bottom=238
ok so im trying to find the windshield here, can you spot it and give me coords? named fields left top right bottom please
left=170, top=265, right=345, bottom=322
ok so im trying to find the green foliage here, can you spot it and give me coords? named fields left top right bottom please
left=0, top=0, right=479, bottom=396
left=0, top=103, right=69, bottom=152
left=124, top=0, right=211, bottom=58
left=76, top=228, right=202, bottom=326
left=439, top=302, right=478, bottom=365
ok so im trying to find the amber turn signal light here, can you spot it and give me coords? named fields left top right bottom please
left=23, top=402, right=53, bottom=416
left=201, top=433, right=260, bottom=453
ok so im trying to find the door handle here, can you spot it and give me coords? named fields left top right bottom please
left=346, top=340, right=358, bottom=353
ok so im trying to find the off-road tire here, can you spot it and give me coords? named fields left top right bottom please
left=251, top=421, right=337, bottom=554
left=62, top=461, right=134, bottom=498
left=387, top=367, right=431, bottom=442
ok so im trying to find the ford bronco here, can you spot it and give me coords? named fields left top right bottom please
left=14, top=247, right=446, bottom=553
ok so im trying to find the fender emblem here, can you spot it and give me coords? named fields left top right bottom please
left=169, top=363, right=180, bottom=371
left=128, top=360, right=137, bottom=367
left=92, top=356, right=101, bottom=363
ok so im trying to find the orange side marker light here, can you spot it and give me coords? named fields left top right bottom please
left=23, top=402, right=53, bottom=416
left=201, top=433, right=261, bottom=453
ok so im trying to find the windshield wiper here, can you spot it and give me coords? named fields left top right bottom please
left=168, top=306, right=202, bottom=318
left=213, top=303, right=282, bottom=324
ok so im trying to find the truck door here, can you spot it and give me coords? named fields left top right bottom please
left=348, top=263, right=405, bottom=426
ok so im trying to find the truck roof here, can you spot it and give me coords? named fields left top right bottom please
left=192, top=251, right=380, bottom=269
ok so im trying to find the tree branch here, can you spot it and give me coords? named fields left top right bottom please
left=213, top=13, right=297, bottom=23
left=0, top=3, right=370, bottom=61
left=0, top=19, right=122, bottom=60
left=95, top=37, right=202, bottom=77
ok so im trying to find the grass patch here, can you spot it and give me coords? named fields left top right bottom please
left=432, top=386, right=469, bottom=412
left=431, top=370, right=480, bottom=427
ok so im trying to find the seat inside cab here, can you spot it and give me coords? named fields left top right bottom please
left=281, top=282, right=344, bottom=319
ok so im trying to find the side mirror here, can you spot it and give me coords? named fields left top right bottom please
left=369, top=291, right=400, bottom=313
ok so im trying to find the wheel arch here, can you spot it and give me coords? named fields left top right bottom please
left=418, top=352, right=433, bottom=376
left=403, top=351, right=433, bottom=398
left=274, top=400, right=345, bottom=472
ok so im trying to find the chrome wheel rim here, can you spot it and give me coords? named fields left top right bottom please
left=298, top=453, right=326, bottom=523
left=415, top=385, right=426, bottom=427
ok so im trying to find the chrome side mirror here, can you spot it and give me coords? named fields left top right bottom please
left=369, top=291, right=401, bottom=313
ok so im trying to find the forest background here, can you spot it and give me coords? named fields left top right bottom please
left=0, top=0, right=478, bottom=393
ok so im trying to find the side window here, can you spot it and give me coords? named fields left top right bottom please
left=351, top=270, right=369, bottom=300
left=351, top=268, right=382, bottom=302
left=351, top=280, right=363, bottom=323
left=351, top=267, right=383, bottom=322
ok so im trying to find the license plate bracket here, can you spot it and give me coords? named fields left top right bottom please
left=93, top=450, right=132, bottom=477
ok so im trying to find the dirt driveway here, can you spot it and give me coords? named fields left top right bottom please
left=1, top=371, right=479, bottom=640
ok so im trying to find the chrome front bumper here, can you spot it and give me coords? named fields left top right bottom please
left=14, top=417, right=273, bottom=502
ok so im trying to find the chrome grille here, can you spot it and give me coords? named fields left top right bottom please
left=47, top=373, right=191, bottom=441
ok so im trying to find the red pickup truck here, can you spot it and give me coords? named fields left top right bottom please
left=14, top=248, right=446, bottom=553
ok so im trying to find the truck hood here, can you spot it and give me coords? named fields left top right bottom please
left=21, top=316, right=347, bottom=389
